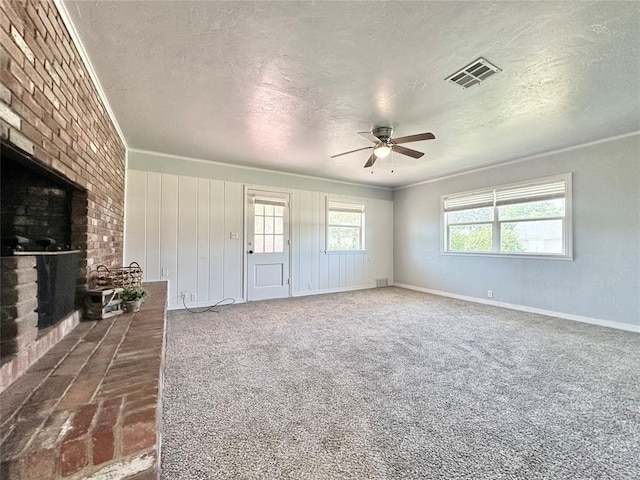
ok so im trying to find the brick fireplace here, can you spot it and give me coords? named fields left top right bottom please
left=0, top=0, right=126, bottom=389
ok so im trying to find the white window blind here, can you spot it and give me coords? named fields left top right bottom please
left=444, top=179, right=566, bottom=211
left=328, top=201, right=365, bottom=213
left=251, top=195, right=287, bottom=207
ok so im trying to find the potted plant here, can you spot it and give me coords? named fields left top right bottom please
left=122, top=285, right=148, bottom=313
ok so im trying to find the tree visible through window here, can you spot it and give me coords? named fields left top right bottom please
left=327, top=200, right=365, bottom=251
left=443, top=174, right=571, bottom=257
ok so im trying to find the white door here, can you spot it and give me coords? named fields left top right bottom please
left=246, top=190, right=290, bottom=301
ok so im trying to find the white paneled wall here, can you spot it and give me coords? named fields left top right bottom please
left=291, top=190, right=393, bottom=295
left=125, top=170, right=393, bottom=308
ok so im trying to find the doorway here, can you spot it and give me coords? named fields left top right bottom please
left=246, top=189, right=291, bottom=301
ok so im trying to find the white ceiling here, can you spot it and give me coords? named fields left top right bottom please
left=63, top=1, right=640, bottom=188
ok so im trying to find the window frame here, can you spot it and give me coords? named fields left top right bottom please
left=250, top=194, right=287, bottom=254
left=441, top=173, right=573, bottom=260
left=325, top=198, right=366, bottom=254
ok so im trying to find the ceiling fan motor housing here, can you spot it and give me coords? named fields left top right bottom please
left=372, top=126, right=393, bottom=143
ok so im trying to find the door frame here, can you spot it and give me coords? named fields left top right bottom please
left=243, top=184, right=294, bottom=301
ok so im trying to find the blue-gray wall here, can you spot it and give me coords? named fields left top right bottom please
left=393, top=134, right=640, bottom=327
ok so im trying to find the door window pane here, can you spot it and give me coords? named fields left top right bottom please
left=264, top=235, right=274, bottom=253
left=264, top=205, right=274, bottom=216
left=254, top=216, right=264, bottom=234
left=274, top=217, right=283, bottom=234
left=255, top=204, right=264, bottom=215
left=274, top=206, right=284, bottom=217
left=264, top=216, right=274, bottom=234
left=254, top=235, right=264, bottom=253
left=274, top=235, right=284, bottom=252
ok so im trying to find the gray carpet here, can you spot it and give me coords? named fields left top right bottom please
left=161, top=287, right=640, bottom=479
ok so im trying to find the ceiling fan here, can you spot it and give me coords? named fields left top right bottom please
left=331, top=127, right=435, bottom=168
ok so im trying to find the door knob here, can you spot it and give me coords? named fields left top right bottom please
left=248, top=250, right=254, bottom=254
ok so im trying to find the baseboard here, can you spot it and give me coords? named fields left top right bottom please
left=292, top=284, right=376, bottom=298
left=167, top=284, right=378, bottom=309
left=168, top=298, right=245, bottom=311
left=392, top=283, right=640, bottom=333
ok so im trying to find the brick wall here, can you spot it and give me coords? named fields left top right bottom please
left=0, top=0, right=126, bottom=285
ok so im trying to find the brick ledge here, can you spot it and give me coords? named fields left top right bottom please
left=0, top=310, right=81, bottom=393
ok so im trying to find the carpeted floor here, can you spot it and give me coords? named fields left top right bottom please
left=161, top=287, right=640, bottom=479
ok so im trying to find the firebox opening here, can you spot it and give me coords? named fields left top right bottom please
left=1, top=141, right=82, bottom=253
left=1, top=140, right=88, bottom=332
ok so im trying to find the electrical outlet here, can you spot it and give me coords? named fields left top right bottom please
left=308, top=283, right=312, bottom=290
left=181, top=291, right=187, bottom=299
left=487, top=290, right=493, bottom=298
left=190, top=293, right=197, bottom=301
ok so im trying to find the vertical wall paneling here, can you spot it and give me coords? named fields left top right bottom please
left=345, top=255, right=355, bottom=287
left=311, top=191, right=321, bottom=291
left=177, top=176, right=198, bottom=304
left=299, top=190, right=313, bottom=293
left=160, top=174, right=179, bottom=306
left=145, top=173, right=162, bottom=280
left=124, top=170, right=147, bottom=270
left=328, top=255, right=340, bottom=289
left=291, top=191, right=300, bottom=293
left=125, top=170, right=394, bottom=308
left=223, top=182, right=243, bottom=299
left=209, top=180, right=225, bottom=302
left=354, top=254, right=364, bottom=285
left=318, top=194, right=329, bottom=290
left=339, top=255, right=347, bottom=288
left=196, top=179, right=210, bottom=302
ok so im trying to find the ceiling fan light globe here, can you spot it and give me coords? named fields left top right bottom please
left=374, top=145, right=391, bottom=158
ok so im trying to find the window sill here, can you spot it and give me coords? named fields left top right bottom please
left=323, top=249, right=368, bottom=255
left=441, top=251, right=573, bottom=261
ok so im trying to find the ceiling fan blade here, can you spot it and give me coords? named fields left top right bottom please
left=391, top=132, right=435, bottom=144
left=358, top=131, right=382, bottom=143
left=363, top=153, right=377, bottom=168
left=393, top=145, right=424, bottom=159
left=330, top=146, right=373, bottom=158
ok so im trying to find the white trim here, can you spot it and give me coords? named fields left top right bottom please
left=53, top=0, right=128, bottom=149
left=440, top=252, right=573, bottom=261
left=324, top=250, right=368, bottom=255
left=129, top=148, right=392, bottom=191
left=395, top=130, right=640, bottom=191
left=393, top=283, right=640, bottom=333
left=168, top=298, right=245, bottom=311
left=292, top=284, right=376, bottom=298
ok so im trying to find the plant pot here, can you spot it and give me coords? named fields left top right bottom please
left=125, top=299, right=142, bottom=313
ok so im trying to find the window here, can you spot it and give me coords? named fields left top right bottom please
left=253, top=196, right=285, bottom=253
left=442, top=174, right=572, bottom=258
left=326, top=200, right=365, bottom=251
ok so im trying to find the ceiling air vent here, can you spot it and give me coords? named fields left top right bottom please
left=445, top=57, right=501, bottom=89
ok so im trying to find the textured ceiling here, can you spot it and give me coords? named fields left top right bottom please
left=63, top=1, right=640, bottom=188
